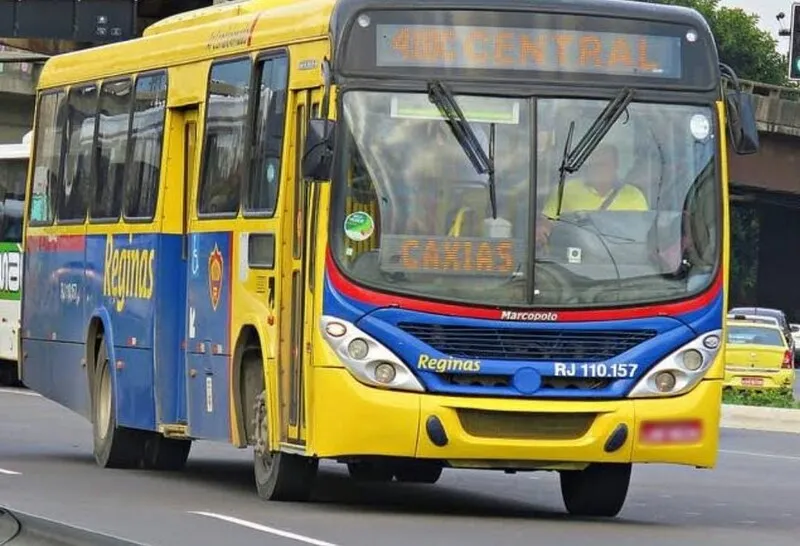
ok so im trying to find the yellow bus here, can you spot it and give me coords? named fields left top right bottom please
left=20, top=0, right=758, bottom=517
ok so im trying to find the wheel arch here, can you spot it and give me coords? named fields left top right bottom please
left=231, top=322, right=275, bottom=448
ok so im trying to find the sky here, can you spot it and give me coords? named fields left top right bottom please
left=721, top=0, right=793, bottom=53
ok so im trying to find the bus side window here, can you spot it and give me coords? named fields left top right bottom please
left=124, top=72, right=167, bottom=220
left=244, top=54, right=289, bottom=215
left=91, top=78, right=132, bottom=221
left=29, top=91, right=66, bottom=225
left=57, top=84, right=97, bottom=223
left=199, top=58, right=252, bottom=216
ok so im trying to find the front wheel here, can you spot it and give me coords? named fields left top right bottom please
left=252, top=391, right=318, bottom=501
left=559, top=463, right=631, bottom=518
left=393, top=461, right=442, bottom=484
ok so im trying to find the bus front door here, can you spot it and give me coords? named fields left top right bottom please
left=277, top=87, right=322, bottom=448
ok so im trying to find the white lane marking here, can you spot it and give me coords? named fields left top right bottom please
left=0, top=388, right=39, bottom=397
left=0, top=468, right=20, bottom=475
left=720, top=449, right=800, bottom=462
left=188, top=511, right=338, bottom=546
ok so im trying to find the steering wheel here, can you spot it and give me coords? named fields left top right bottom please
left=533, top=260, right=578, bottom=305
left=541, top=217, right=612, bottom=265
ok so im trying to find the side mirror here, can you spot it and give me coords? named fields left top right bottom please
left=301, top=118, right=336, bottom=182
left=725, top=90, right=759, bottom=155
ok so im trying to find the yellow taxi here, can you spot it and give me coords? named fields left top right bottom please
left=724, top=317, right=795, bottom=390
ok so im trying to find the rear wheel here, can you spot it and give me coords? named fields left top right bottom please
left=253, top=390, right=318, bottom=501
left=142, top=433, right=191, bottom=471
left=0, top=361, right=20, bottom=387
left=393, top=461, right=442, bottom=484
left=347, top=460, right=395, bottom=482
left=91, top=340, right=146, bottom=468
left=560, top=463, right=631, bottom=518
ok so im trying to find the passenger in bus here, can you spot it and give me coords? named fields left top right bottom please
left=535, top=144, right=648, bottom=245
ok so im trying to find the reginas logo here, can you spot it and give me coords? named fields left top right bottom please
left=102, top=235, right=155, bottom=312
left=417, top=354, right=481, bottom=373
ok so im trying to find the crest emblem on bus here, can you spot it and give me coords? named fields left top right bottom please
left=208, top=244, right=223, bottom=311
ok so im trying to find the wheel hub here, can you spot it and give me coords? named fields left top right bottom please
left=252, top=392, right=270, bottom=461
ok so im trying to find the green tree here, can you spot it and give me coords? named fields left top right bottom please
left=641, top=0, right=788, bottom=85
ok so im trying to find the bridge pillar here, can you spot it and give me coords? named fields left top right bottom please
left=753, top=203, right=800, bottom=322
left=0, top=61, right=36, bottom=144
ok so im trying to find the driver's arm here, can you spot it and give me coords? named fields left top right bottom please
left=536, top=183, right=573, bottom=244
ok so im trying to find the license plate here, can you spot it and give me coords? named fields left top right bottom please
left=741, top=377, right=764, bottom=387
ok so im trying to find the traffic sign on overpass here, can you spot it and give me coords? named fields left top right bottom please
left=0, top=0, right=136, bottom=43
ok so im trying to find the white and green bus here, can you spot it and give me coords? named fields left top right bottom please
left=0, top=131, right=29, bottom=385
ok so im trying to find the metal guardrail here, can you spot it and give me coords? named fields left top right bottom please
left=0, top=508, right=150, bottom=546
left=0, top=51, right=49, bottom=64
left=735, top=79, right=800, bottom=101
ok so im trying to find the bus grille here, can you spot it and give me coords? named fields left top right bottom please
left=397, top=323, right=656, bottom=362
left=444, top=374, right=612, bottom=391
left=456, top=409, right=596, bottom=440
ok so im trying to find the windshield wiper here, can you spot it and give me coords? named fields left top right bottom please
left=554, top=87, right=635, bottom=218
left=427, top=80, right=498, bottom=219
left=554, top=120, right=576, bottom=220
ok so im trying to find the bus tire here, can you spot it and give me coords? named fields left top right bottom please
left=252, top=391, right=318, bottom=501
left=393, top=461, right=442, bottom=484
left=91, top=341, right=145, bottom=469
left=142, top=433, right=191, bottom=471
left=347, top=460, right=395, bottom=482
left=559, top=463, right=631, bottom=518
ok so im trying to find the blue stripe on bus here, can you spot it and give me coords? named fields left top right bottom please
left=21, top=232, right=233, bottom=441
left=321, top=268, right=724, bottom=399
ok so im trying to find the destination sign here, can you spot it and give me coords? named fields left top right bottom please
left=376, top=24, right=682, bottom=79
left=379, top=235, right=526, bottom=276
left=337, top=9, right=717, bottom=88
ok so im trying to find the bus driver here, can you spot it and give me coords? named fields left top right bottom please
left=535, top=144, right=649, bottom=246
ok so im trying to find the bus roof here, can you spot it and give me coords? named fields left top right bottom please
left=37, top=0, right=714, bottom=90
left=0, top=131, right=32, bottom=160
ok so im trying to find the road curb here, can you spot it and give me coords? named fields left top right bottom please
left=0, top=507, right=149, bottom=545
left=722, top=403, right=800, bottom=434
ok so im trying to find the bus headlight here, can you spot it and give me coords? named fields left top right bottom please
left=628, top=329, right=722, bottom=398
left=320, top=315, right=425, bottom=392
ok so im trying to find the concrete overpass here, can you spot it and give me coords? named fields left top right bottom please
left=729, top=80, right=800, bottom=201
left=727, top=80, right=800, bottom=320
left=0, top=1, right=226, bottom=57
left=0, top=0, right=229, bottom=143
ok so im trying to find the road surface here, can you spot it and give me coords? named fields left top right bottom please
left=0, top=386, right=798, bottom=546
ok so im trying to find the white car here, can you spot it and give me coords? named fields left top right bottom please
left=791, top=324, right=800, bottom=348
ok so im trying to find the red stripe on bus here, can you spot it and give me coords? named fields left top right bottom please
left=325, top=250, right=721, bottom=322
left=25, top=234, right=86, bottom=253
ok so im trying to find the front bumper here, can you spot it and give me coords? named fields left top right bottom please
left=310, top=368, right=721, bottom=469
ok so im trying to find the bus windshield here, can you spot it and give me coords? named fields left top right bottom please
left=331, top=90, right=719, bottom=308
